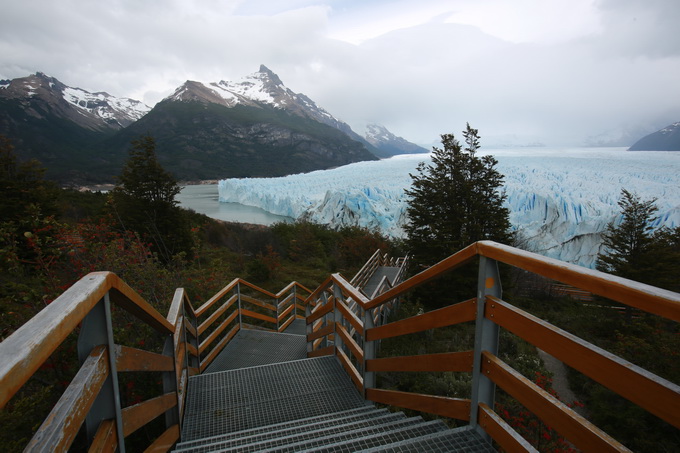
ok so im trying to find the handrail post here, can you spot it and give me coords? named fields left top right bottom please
left=362, top=307, right=376, bottom=398
left=305, top=302, right=313, bottom=354
left=333, top=283, right=344, bottom=352
left=470, top=256, right=501, bottom=440
left=77, top=293, right=126, bottom=452
left=162, top=331, right=179, bottom=430
left=237, top=281, right=243, bottom=330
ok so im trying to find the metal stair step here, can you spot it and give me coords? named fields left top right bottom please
left=256, top=418, right=448, bottom=453
left=357, top=426, right=496, bottom=452
left=173, top=407, right=388, bottom=451
left=181, top=357, right=366, bottom=441
left=174, top=412, right=410, bottom=453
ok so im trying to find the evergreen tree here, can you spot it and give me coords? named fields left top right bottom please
left=597, top=189, right=680, bottom=292
left=110, top=135, right=192, bottom=262
left=596, top=189, right=658, bottom=283
left=404, top=124, right=512, bottom=268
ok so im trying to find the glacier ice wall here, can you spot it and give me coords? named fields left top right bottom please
left=218, top=148, right=680, bottom=268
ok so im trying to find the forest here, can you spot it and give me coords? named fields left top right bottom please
left=1, top=133, right=677, bottom=452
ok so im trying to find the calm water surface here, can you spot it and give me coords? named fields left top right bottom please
left=177, top=184, right=292, bottom=225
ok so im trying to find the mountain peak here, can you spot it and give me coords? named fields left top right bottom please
left=0, top=72, right=150, bottom=130
left=364, top=123, right=429, bottom=157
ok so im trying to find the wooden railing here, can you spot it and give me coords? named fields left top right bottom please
left=0, top=272, right=310, bottom=452
left=304, top=241, right=680, bottom=452
left=195, top=278, right=311, bottom=372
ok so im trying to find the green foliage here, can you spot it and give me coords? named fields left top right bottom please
left=404, top=124, right=512, bottom=307
left=597, top=189, right=659, bottom=281
left=109, top=135, right=193, bottom=262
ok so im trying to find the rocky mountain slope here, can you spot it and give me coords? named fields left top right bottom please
left=0, top=67, right=425, bottom=184
left=629, top=121, right=680, bottom=151
left=364, top=123, right=429, bottom=156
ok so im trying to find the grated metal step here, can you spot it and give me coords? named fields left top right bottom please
left=181, top=356, right=367, bottom=441
left=359, top=426, right=496, bottom=452
left=175, top=412, right=414, bottom=453
left=175, top=406, right=384, bottom=451
left=265, top=419, right=449, bottom=453
left=204, top=328, right=306, bottom=373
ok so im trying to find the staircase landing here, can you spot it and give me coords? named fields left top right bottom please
left=181, top=327, right=496, bottom=452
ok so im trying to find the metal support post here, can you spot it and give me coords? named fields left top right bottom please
left=237, top=282, right=243, bottom=329
left=77, top=294, right=126, bottom=452
left=470, top=257, right=501, bottom=439
left=362, top=307, right=376, bottom=398
left=162, top=332, right=179, bottom=430
left=332, top=284, right=344, bottom=353
left=305, top=302, right=313, bottom=354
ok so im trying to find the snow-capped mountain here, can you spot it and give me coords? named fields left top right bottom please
left=107, top=66, right=378, bottom=181
left=364, top=123, right=429, bottom=156
left=0, top=72, right=150, bottom=130
left=217, top=147, right=680, bottom=268
left=629, top=121, right=680, bottom=151
left=166, top=65, right=368, bottom=146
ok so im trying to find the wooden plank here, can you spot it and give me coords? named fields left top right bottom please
left=332, top=273, right=370, bottom=307
left=336, top=299, right=364, bottom=336
left=108, top=277, right=174, bottom=334
left=183, top=316, right=198, bottom=339
left=278, top=316, right=294, bottom=333
left=304, top=275, right=333, bottom=305
left=477, top=240, right=680, bottom=322
left=481, top=351, right=630, bottom=452
left=366, top=243, right=478, bottom=310
left=200, top=324, right=239, bottom=372
left=115, top=345, right=174, bottom=372
left=122, top=392, right=177, bottom=437
left=337, top=346, right=363, bottom=393
left=307, top=322, right=335, bottom=342
left=174, top=341, right=186, bottom=384
left=239, top=279, right=277, bottom=298
left=144, top=424, right=180, bottom=452
left=478, top=403, right=537, bottom=453
left=308, top=345, right=335, bottom=358
left=186, top=340, right=198, bottom=362
left=366, top=388, right=470, bottom=421
left=0, top=273, right=110, bottom=407
left=366, top=299, right=476, bottom=341
left=26, top=346, right=110, bottom=451
left=88, top=419, right=117, bottom=453
left=366, top=351, right=473, bottom=373
left=487, top=296, right=680, bottom=429
left=199, top=309, right=238, bottom=354
left=241, top=308, right=277, bottom=325
left=278, top=303, right=295, bottom=321
left=336, top=323, right=364, bottom=362
left=198, top=295, right=237, bottom=335
left=195, top=278, right=239, bottom=317
left=307, top=300, right=334, bottom=324
left=241, top=294, right=277, bottom=312
left=166, top=288, right=185, bottom=326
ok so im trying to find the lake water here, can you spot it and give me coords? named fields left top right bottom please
left=177, top=184, right=292, bottom=225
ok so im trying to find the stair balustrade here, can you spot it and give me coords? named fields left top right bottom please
left=0, top=273, right=310, bottom=451
left=304, top=240, right=680, bottom=453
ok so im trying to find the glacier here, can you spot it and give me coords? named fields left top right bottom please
left=218, top=148, right=680, bottom=268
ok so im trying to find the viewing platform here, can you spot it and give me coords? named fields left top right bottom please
left=1, top=244, right=678, bottom=452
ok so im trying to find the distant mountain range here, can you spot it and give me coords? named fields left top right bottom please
left=628, top=122, right=680, bottom=151
left=0, top=67, right=425, bottom=184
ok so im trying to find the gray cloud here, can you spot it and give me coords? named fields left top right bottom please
left=1, top=0, right=679, bottom=147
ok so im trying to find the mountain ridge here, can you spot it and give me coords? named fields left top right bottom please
left=628, top=121, right=680, bottom=151
left=0, top=67, right=428, bottom=184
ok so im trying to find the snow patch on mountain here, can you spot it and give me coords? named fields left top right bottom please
left=218, top=147, right=680, bottom=268
left=62, top=87, right=149, bottom=123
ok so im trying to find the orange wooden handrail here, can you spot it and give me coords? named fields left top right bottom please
left=304, top=241, right=680, bottom=452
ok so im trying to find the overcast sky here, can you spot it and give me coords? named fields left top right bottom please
left=1, top=0, right=679, bottom=146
